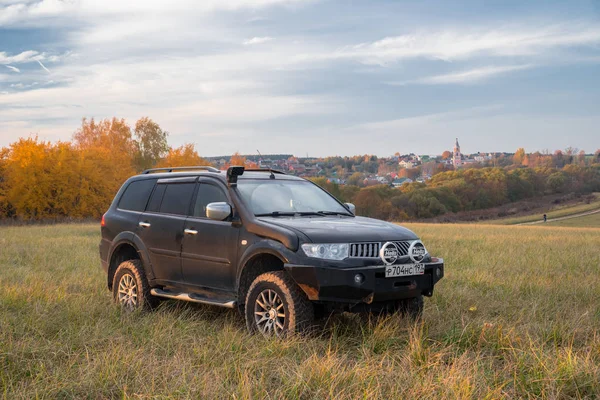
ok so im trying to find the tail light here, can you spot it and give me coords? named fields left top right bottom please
left=101, top=213, right=106, bottom=227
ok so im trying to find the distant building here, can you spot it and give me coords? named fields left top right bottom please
left=452, top=138, right=462, bottom=168
left=391, top=177, right=413, bottom=187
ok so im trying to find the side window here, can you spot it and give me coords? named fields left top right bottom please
left=146, top=184, right=166, bottom=212
left=159, top=183, right=196, bottom=215
left=118, top=179, right=156, bottom=212
left=193, top=183, right=228, bottom=218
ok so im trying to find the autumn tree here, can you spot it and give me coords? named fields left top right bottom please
left=346, top=172, right=365, bottom=187
left=229, top=152, right=247, bottom=167
left=513, top=148, right=526, bottom=165
left=578, top=150, right=586, bottom=166
left=0, top=147, right=10, bottom=217
left=156, top=143, right=212, bottom=168
left=441, top=150, right=452, bottom=160
left=73, top=117, right=136, bottom=157
left=134, top=117, right=169, bottom=171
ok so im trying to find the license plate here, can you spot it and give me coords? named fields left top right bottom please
left=385, top=263, right=425, bottom=278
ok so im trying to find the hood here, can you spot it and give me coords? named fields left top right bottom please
left=257, top=216, right=418, bottom=243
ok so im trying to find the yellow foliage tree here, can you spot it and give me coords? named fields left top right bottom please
left=229, top=152, right=247, bottom=167
left=155, top=143, right=213, bottom=168
left=513, top=148, right=526, bottom=165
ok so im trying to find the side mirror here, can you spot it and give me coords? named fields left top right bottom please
left=344, top=203, right=356, bottom=214
left=206, top=202, right=232, bottom=221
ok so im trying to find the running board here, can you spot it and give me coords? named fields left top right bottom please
left=150, top=288, right=236, bottom=309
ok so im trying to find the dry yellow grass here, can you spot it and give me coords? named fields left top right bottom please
left=1, top=223, right=599, bottom=398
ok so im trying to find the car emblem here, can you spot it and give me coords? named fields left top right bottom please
left=408, top=240, right=427, bottom=263
left=379, top=242, right=399, bottom=265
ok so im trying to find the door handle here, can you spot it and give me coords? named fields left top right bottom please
left=139, top=222, right=151, bottom=228
left=184, top=229, right=198, bottom=235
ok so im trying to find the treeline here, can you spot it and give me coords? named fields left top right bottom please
left=2, top=117, right=599, bottom=222
left=0, top=118, right=212, bottom=220
left=312, top=164, right=600, bottom=220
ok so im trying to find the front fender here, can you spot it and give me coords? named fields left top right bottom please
left=235, top=239, right=300, bottom=287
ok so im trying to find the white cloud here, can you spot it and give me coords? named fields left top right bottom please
left=0, top=0, right=314, bottom=26
left=390, top=64, right=534, bottom=85
left=243, top=36, right=273, bottom=45
left=5, top=65, right=20, bottom=72
left=329, top=23, right=600, bottom=65
left=0, top=50, right=44, bottom=64
left=1, top=0, right=599, bottom=154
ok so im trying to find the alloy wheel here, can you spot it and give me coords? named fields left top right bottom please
left=117, top=273, right=138, bottom=310
left=254, top=289, right=285, bottom=335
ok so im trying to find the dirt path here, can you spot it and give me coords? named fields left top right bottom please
left=518, top=208, right=600, bottom=225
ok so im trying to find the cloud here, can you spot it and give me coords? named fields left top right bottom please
left=5, top=65, right=20, bottom=72
left=390, top=64, right=534, bottom=85
left=37, top=60, right=51, bottom=73
left=1, top=0, right=598, bottom=155
left=243, top=36, right=273, bottom=45
left=329, top=23, right=600, bottom=65
left=0, top=50, right=43, bottom=64
left=0, top=0, right=315, bottom=26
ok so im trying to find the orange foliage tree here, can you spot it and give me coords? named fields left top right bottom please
left=155, top=144, right=213, bottom=168
left=0, top=117, right=192, bottom=220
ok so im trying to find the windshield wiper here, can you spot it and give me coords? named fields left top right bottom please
left=317, top=211, right=353, bottom=216
left=255, top=211, right=353, bottom=217
left=255, top=211, right=299, bottom=217
left=255, top=211, right=327, bottom=217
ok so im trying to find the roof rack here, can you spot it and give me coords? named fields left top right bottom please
left=243, top=168, right=286, bottom=175
left=141, top=166, right=220, bottom=174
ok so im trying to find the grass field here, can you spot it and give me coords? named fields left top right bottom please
left=1, top=223, right=600, bottom=398
left=482, top=194, right=600, bottom=225
left=545, top=211, right=600, bottom=228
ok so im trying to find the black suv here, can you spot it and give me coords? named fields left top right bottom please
left=100, top=166, right=444, bottom=335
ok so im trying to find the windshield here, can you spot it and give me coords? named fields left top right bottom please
left=237, top=179, right=352, bottom=216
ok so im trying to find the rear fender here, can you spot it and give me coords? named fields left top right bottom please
left=108, top=231, right=155, bottom=281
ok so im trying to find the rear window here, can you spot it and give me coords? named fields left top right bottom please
left=146, top=184, right=167, bottom=212
left=159, top=183, right=196, bottom=215
left=118, top=179, right=156, bottom=212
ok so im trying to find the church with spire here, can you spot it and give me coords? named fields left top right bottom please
left=452, top=137, right=462, bottom=168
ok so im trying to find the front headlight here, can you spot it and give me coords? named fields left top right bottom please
left=301, top=243, right=349, bottom=260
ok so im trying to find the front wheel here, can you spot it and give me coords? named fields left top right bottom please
left=245, top=271, right=314, bottom=336
left=399, top=295, right=424, bottom=320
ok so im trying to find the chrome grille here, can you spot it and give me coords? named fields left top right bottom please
left=349, top=242, right=380, bottom=258
left=349, top=241, right=412, bottom=258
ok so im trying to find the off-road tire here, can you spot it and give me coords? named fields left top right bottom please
left=245, top=271, right=314, bottom=336
left=112, top=260, right=159, bottom=311
left=399, top=295, right=424, bottom=320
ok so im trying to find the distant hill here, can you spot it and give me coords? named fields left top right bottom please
left=205, top=154, right=294, bottom=161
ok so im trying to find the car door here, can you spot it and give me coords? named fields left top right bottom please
left=137, top=177, right=197, bottom=284
left=181, top=178, right=239, bottom=290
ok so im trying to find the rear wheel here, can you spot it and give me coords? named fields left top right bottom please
left=112, top=260, right=158, bottom=311
left=245, top=271, right=314, bottom=336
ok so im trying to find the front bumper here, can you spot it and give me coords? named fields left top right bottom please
left=284, top=258, right=444, bottom=304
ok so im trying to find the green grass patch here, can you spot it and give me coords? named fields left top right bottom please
left=483, top=194, right=600, bottom=225
left=545, top=210, right=600, bottom=228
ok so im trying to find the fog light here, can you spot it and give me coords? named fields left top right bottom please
left=436, top=268, right=441, bottom=278
left=354, top=273, right=365, bottom=284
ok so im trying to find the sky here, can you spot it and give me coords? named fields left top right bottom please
left=0, top=0, right=599, bottom=157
